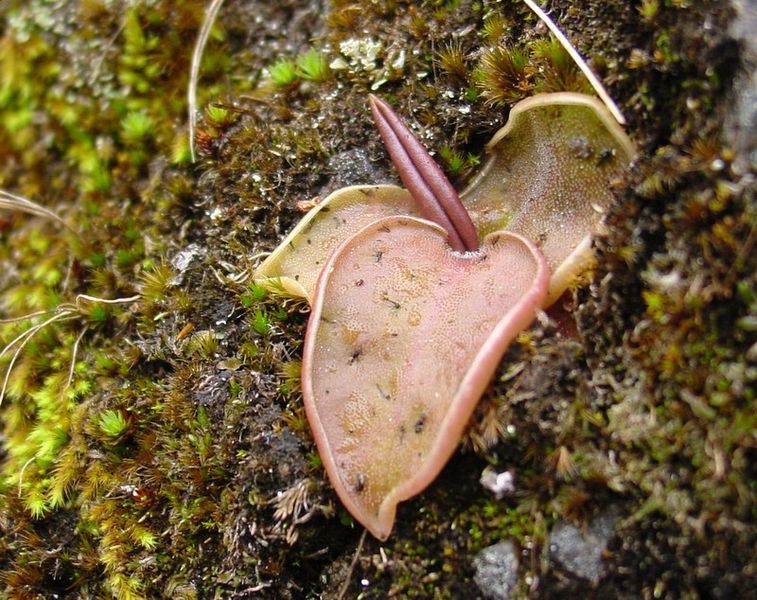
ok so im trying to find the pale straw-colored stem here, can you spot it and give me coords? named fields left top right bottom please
left=0, top=189, right=73, bottom=231
left=188, top=0, right=227, bottom=162
left=0, top=312, right=78, bottom=406
left=522, top=0, right=626, bottom=125
left=61, top=328, right=88, bottom=400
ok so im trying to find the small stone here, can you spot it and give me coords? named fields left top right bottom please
left=480, top=466, right=516, bottom=499
left=548, top=510, right=618, bottom=584
left=171, top=243, right=203, bottom=274
left=473, top=541, right=519, bottom=600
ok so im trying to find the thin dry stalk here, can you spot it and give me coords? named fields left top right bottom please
left=0, top=312, right=79, bottom=405
left=0, top=189, right=73, bottom=231
left=0, top=294, right=140, bottom=405
left=188, top=0, right=227, bottom=162
left=62, top=328, right=88, bottom=399
left=522, top=0, right=626, bottom=125
left=337, top=530, right=367, bottom=600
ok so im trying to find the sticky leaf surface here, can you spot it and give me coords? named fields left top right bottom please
left=302, top=216, right=548, bottom=539
left=254, top=185, right=417, bottom=299
left=460, top=92, right=635, bottom=302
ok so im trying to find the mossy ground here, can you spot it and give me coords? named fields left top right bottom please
left=0, top=0, right=753, bottom=598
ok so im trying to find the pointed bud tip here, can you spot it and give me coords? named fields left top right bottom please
left=368, top=94, right=392, bottom=117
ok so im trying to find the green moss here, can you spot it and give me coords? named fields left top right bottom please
left=97, top=409, right=130, bottom=439
left=439, top=145, right=480, bottom=178
left=268, top=58, right=298, bottom=88
left=296, top=48, right=331, bottom=82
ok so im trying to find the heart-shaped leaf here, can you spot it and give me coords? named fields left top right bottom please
left=303, top=215, right=549, bottom=540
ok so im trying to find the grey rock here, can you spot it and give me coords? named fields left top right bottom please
left=325, top=148, right=393, bottom=191
left=548, top=510, right=618, bottom=584
left=727, top=0, right=757, bottom=172
left=171, top=243, right=204, bottom=274
left=473, top=541, right=519, bottom=600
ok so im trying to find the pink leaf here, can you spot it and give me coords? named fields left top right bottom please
left=302, top=215, right=549, bottom=539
